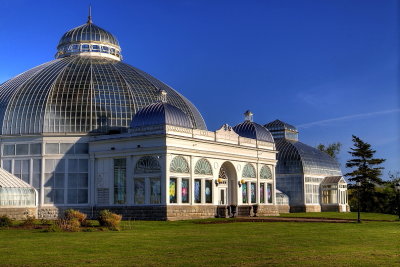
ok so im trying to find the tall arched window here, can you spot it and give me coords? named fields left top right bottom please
left=134, top=156, right=161, bottom=205
left=260, top=165, right=272, bottom=179
left=134, top=156, right=161, bottom=174
left=170, top=156, right=189, bottom=173
left=242, top=163, right=256, bottom=178
left=194, top=158, right=213, bottom=175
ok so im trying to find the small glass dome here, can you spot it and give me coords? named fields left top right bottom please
left=131, top=99, right=194, bottom=129
left=232, top=110, right=274, bottom=143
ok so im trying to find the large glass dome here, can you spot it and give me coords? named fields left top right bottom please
left=0, top=18, right=206, bottom=135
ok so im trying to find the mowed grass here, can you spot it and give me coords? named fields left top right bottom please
left=0, top=216, right=399, bottom=266
left=278, top=212, right=399, bottom=221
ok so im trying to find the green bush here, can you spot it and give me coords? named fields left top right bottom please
left=98, top=210, right=122, bottom=231
left=64, top=209, right=87, bottom=223
left=21, top=216, right=36, bottom=227
left=0, top=215, right=12, bottom=227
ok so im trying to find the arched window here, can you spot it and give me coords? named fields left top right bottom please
left=242, top=163, right=256, bottom=178
left=260, top=165, right=273, bottom=179
left=194, top=158, right=213, bottom=175
left=135, top=156, right=161, bottom=174
left=170, top=156, right=189, bottom=173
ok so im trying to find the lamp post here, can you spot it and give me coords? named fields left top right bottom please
left=395, top=183, right=400, bottom=220
left=356, top=181, right=361, bottom=223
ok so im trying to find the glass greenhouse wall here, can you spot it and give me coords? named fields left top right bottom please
left=0, top=188, right=36, bottom=206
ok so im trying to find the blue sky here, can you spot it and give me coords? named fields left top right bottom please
left=0, top=0, right=398, bottom=179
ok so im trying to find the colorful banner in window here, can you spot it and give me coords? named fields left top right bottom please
left=205, top=180, right=212, bottom=203
left=194, top=179, right=201, bottom=203
left=260, top=183, right=265, bottom=203
left=181, top=179, right=189, bottom=203
left=251, top=182, right=256, bottom=203
left=242, top=183, right=248, bottom=203
left=169, top=178, right=177, bottom=203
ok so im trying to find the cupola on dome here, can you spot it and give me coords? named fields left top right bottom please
left=232, top=110, right=274, bottom=143
left=55, top=9, right=122, bottom=60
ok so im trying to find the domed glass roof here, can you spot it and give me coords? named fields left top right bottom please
left=232, top=110, right=274, bottom=143
left=131, top=100, right=193, bottom=129
left=0, top=17, right=206, bottom=135
left=275, top=139, right=342, bottom=176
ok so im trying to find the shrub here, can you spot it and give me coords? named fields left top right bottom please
left=0, top=215, right=12, bottom=228
left=64, top=209, right=87, bottom=223
left=55, top=218, right=80, bottom=232
left=21, top=216, right=36, bottom=227
left=81, top=220, right=98, bottom=227
left=98, top=210, right=122, bottom=231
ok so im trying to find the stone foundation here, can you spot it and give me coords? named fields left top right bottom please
left=277, top=205, right=290, bottom=213
left=290, top=205, right=321, bottom=213
left=0, top=207, right=37, bottom=220
left=37, top=204, right=282, bottom=220
left=321, top=204, right=350, bottom=212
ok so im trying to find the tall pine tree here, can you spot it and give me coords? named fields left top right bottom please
left=345, top=135, right=385, bottom=211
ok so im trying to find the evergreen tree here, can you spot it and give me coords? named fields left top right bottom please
left=316, top=142, right=341, bottom=159
left=345, top=135, right=385, bottom=212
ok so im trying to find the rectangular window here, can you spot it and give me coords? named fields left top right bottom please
left=45, top=143, right=59, bottom=154
left=205, top=180, right=212, bottom=203
left=16, top=144, right=29, bottom=155
left=14, top=159, right=30, bottom=184
left=67, top=159, right=88, bottom=204
left=113, top=158, right=126, bottom=204
left=251, top=182, right=256, bottom=203
left=60, top=143, right=74, bottom=154
left=2, top=160, right=12, bottom=173
left=29, top=143, right=41, bottom=155
left=267, top=183, right=273, bottom=204
left=134, top=178, right=145, bottom=204
left=44, top=159, right=65, bottom=204
left=169, top=178, right=177, bottom=203
left=75, top=143, right=88, bottom=154
left=260, top=183, right=265, bottom=204
left=181, top=179, right=189, bottom=203
left=194, top=179, right=201, bottom=203
left=3, top=144, right=15, bottom=156
left=242, top=183, right=248, bottom=204
left=150, top=178, right=161, bottom=204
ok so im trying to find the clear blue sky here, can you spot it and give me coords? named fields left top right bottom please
left=0, top=0, right=398, bottom=179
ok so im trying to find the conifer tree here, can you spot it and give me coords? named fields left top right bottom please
left=316, top=142, right=341, bottom=159
left=345, top=135, right=385, bottom=211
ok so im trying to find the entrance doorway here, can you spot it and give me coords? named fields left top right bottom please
left=218, top=162, right=237, bottom=205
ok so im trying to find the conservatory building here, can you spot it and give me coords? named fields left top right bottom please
left=0, top=15, right=284, bottom=220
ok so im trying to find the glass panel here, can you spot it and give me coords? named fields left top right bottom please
left=267, top=183, right=273, bottom=203
left=45, top=143, right=59, bottom=154
left=135, top=156, right=161, bottom=174
left=75, top=143, right=88, bottom=154
left=60, top=143, right=74, bottom=154
left=114, top=158, right=126, bottom=204
left=150, top=178, right=161, bottom=204
left=251, top=182, right=256, bottom=203
left=78, top=189, right=88, bottom=203
left=30, top=143, right=41, bottom=155
left=242, top=183, right=248, bottom=204
left=205, top=180, right=212, bottom=203
left=16, top=144, right=29, bottom=155
left=78, top=159, right=88, bottom=172
left=169, top=178, right=177, bottom=203
left=134, top=178, right=145, bottom=204
left=170, top=156, right=190, bottom=173
left=181, top=179, right=189, bottom=203
left=54, top=189, right=64, bottom=204
left=67, top=189, right=78, bottom=204
left=260, top=165, right=272, bottom=179
left=260, top=183, right=265, bottom=204
left=2, top=160, right=12, bottom=173
left=194, top=159, right=212, bottom=175
left=194, top=179, right=201, bottom=203
left=242, top=163, right=256, bottom=178
left=3, top=144, right=15, bottom=156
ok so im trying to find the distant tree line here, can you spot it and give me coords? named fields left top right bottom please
left=317, top=136, right=399, bottom=215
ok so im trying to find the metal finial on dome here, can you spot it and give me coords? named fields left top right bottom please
left=244, top=110, right=253, bottom=122
left=158, top=90, right=167, bottom=103
left=87, top=5, right=93, bottom=24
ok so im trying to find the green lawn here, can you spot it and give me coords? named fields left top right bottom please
left=278, top=212, right=399, bottom=221
left=0, top=217, right=399, bottom=266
